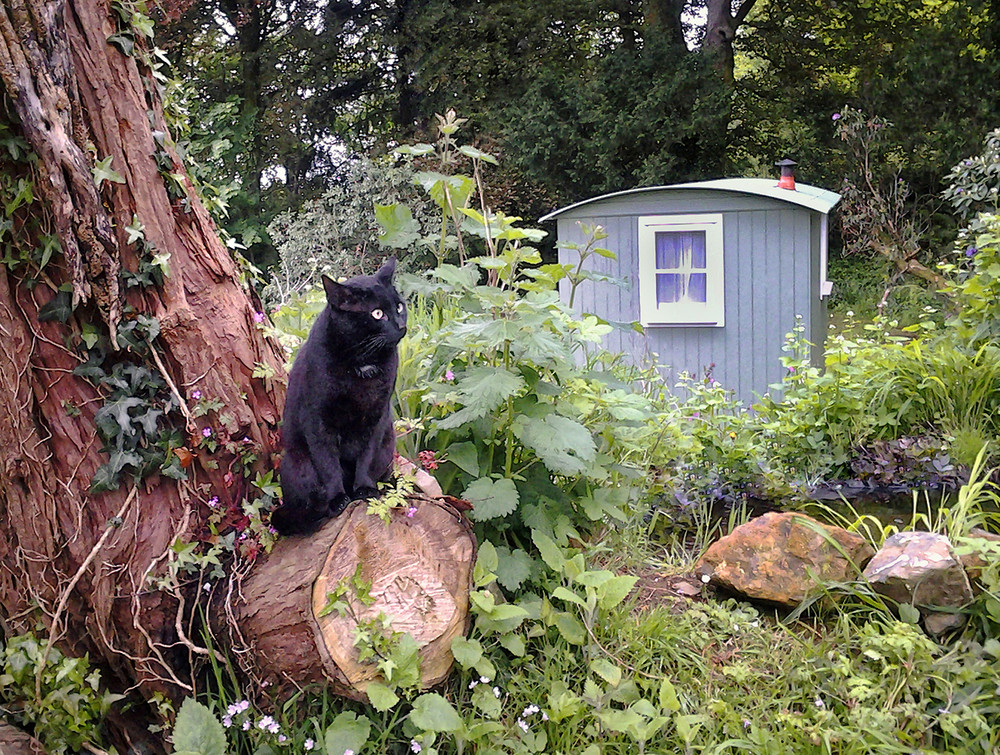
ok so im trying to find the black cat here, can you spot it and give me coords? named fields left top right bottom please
left=272, top=258, right=407, bottom=535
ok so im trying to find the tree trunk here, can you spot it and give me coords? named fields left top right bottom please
left=703, top=0, right=759, bottom=84
left=224, top=496, right=476, bottom=702
left=0, top=0, right=286, bottom=744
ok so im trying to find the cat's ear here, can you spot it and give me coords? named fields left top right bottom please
left=374, top=256, right=397, bottom=285
left=322, top=275, right=360, bottom=310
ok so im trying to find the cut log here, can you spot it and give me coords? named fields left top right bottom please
left=230, top=495, right=476, bottom=701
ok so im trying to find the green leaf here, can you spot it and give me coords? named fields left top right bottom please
left=375, top=202, right=421, bottom=249
left=493, top=546, right=533, bottom=591
left=898, top=603, right=921, bottom=624
left=597, top=575, right=638, bottom=611
left=446, top=441, right=480, bottom=477
left=474, top=540, right=498, bottom=586
left=323, top=711, right=371, bottom=755
left=409, top=692, right=464, bottom=733
left=92, top=155, right=125, bottom=187
left=457, top=145, right=499, bottom=164
left=172, top=699, right=227, bottom=755
left=512, top=414, right=596, bottom=476
left=471, top=682, right=502, bottom=718
left=659, top=678, right=681, bottom=712
left=590, top=657, right=622, bottom=687
left=394, top=143, right=435, bottom=156
left=553, top=611, right=586, bottom=645
left=38, top=290, right=74, bottom=323
left=450, top=636, right=483, bottom=669
left=497, top=632, right=526, bottom=657
left=531, top=530, right=565, bottom=573
left=463, top=477, right=519, bottom=521
left=365, top=681, right=400, bottom=712
left=551, top=586, right=588, bottom=609
left=436, top=367, right=525, bottom=430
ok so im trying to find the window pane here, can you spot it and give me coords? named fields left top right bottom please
left=656, top=273, right=683, bottom=303
left=655, top=230, right=706, bottom=270
left=688, top=273, right=707, bottom=303
left=655, top=233, right=680, bottom=269
left=656, top=272, right=707, bottom=305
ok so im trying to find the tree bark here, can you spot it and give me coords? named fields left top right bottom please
left=224, top=496, right=476, bottom=702
left=703, top=0, right=759, bottom=84
left=0, top=0, right=286, bottom=744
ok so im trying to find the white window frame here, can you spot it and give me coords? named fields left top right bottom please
left=638, top=213, right=725, bottom=327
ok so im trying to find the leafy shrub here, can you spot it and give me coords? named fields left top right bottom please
left=0, top=633, right=120, bottom=754
left=263, top=156, right=437, bottom=308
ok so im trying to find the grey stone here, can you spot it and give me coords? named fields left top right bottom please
left=863, top=531, right=973, bottom=618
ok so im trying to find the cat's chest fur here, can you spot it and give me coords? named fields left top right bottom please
left=272, top=258, right=407, bottom=535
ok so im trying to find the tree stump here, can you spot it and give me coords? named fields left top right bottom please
left=231, top=495, right=476, bottom=701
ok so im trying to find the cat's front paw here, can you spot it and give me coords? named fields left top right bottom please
left=351, top=486, right=379, bottom=501
left=329, top=493, right=352, bottom=515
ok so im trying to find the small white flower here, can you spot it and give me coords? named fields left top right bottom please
left=493, top=686, right=501, bottom=698
left=468, top=680, right=478, bottom=689
left=258, top=715, right=274, bottom=731
left=814, top=696, right=825, bottom=710
left=344, top=750, right=354, bottom=755
left=541, top=711, right=548, bottom=721
left=222, top=715, right=232, bottom=728
left=479, top=675, right=490, bottom=683
left=304, top=739, right=315, bottom=751
left=410, top=741, right=422, bottom=754
left=700, top=573, right=711, bottom=584
left=203, top=582, right=212, bottom=592
left=517, top=719, right=529, bottom=733
left=268, top=721, right=280, bottom=734
left=242, top=719, right=251, bottom=731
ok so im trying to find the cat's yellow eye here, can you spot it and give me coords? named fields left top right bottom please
left=371, top=308, right=384, bottom=320
left=397, top=302, right=405, bottom=314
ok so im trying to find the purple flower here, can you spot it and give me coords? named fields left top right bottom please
left=305, top=741, right=315, bottom=752
left=208, top=496, right=220, bottom=508
left=444, top=369, right=455, bottom=381
left=410, top=742, right=422, bottom=754
left=253, top=311, right=265, bottom=323
left=832, top=113, right=841, bottom=120
left=966, top=246, right=978, bottom=257
left=191, top=389, right=202, bottom=400
left=406, top=506, right=417, bottom=518
left=788, top=366, right=796, bottom=374
left=957, top=188, right=964, bottom=194
left=202, top=427, right=212, bottom=438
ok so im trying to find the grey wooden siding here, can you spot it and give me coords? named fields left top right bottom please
left=554, top=189, right=824, bottom=404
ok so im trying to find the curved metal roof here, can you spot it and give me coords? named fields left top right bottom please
left=539, top=178, right=842, bottom=222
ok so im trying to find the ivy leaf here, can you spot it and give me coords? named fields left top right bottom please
left=408, top=693, right=464, bottom=733
left=323, top=711, right=371, bottom=755
left=462, top=477, right=519, bottom=521
left=37, top=289, right=74, bottom=323
left=107, top=32, right=135, bottom=56
left=95, top=396, right=144, bottom=443
left=436, top=367, right=525, bottom=431
left=172, top=698, right=227, bottom=755
left=513, top=413, right=596, bottom=476
left=92, top=155, right=125, bottom=188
